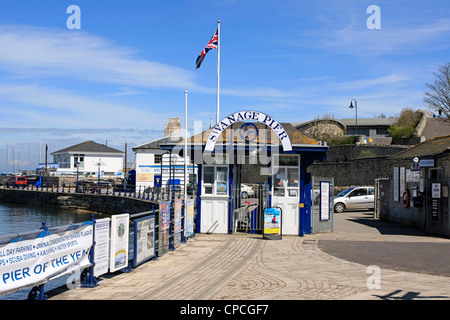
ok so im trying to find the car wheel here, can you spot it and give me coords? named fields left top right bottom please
left=241, top=191, right=248, bottom=199
left=334, top=202, right=345, bottom=213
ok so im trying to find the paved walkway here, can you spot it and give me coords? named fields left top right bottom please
left=49, top=211, right=450, bottom=301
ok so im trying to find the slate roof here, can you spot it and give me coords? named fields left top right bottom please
left=184, top=122, right=319, bottom=145
left=389, top=135, right=450, bottom=160
left=51, top=141, right=124, bottom=155
left=133, top=136, right=183, bottom=150
left=340, top=118, right=398, bottom=127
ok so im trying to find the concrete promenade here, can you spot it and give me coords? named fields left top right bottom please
left=50, top=211, right=450, bottom=301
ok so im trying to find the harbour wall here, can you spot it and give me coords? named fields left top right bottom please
left=0, top=188, right=158, bottom=215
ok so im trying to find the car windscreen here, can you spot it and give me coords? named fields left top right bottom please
left=337, top=187, right=356, bottom=197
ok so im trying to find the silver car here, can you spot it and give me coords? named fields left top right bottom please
left=333, top=186, right=375, bottom=213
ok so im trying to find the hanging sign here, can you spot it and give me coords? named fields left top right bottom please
left=420, top=159, right=435, bottom=167
left=205, top=111, right=292, bottom=152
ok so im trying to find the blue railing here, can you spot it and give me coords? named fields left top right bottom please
left=0, top=199, right=194, bottom=300
left=1, top=182, right=184, bottom=202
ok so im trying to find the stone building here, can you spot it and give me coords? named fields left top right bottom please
left=379, top=135, right=450, bottom=237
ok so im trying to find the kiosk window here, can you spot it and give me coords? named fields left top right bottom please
left=204, top=167, right=215, bottom=184
left=203, top=165, right=228, bottom=196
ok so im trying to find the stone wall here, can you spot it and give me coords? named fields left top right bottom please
left=323, top=144, right=407, bottom=163
left=378, top=178, right=425, bottom=228
left=307, top=144, right=408, bottom=188
left=0, top=188, right=158, bottom=215
left=308, top=156, right=392, bottom=188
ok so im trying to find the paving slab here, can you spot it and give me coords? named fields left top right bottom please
left=48, top=211, right=450, bottom=302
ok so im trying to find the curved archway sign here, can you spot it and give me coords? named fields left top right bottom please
left=205, top=110, right=292, bottom=152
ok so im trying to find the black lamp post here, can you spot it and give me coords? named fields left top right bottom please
left=349, top=99, right=358, bottom=136
left=97, top=161, right=101, bottom=194
left=75, top=161, right=80, bottom=192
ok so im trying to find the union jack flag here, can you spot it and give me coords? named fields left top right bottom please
left=196, top=29, right=218, bottom=69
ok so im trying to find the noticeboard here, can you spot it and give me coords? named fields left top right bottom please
left=263, top=207, right=282, bottom=240
left=133, top=215, right=156, bottom=267
left=186, top=199, right=195, bottom=238
left=174, top=199, right=182, bottom=249
left=109, top=214, right=129, bottom=273
left=319, top=181, right=330, bottom=221
left=158, top=202, right=171, bottom=256
left=94, top=217, right=110, bottom=277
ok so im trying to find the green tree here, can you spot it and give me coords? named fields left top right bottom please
left=387, top=107, right=421, bottom=138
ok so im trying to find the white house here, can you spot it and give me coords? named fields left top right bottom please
left=50, top=141, right=124, bottom=177
left=133, top=135, right=197, bottom=191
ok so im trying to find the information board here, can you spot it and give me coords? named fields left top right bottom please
left=174, top=199, right=182, bottom=249
left=133, top=215, right=155, bottom=267
left=263, top=207, right=282, bottom=240
left=94, top=218, right=110, bottom=277
left=431, top=183, right=441, bottom=222
left=320, top=181, right=330, bottom=221
left=158, top=202, right=171, bottom=256
left=109, top=214, right=129, bottom=272
left=186, top=200, right=195, bottom=238
left=393, top=167, right=399, bottom=202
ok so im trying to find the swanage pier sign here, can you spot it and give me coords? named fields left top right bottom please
left=205, top=111, right=293, bottom=152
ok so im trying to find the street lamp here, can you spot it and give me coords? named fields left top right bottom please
left=97, top=160, right=101, bottom=194
left=349, top=99, right=358, bottom=136
left=75, top=161, right=80, bottom=192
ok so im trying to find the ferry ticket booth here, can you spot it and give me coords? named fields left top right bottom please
left=161, top=111, right=328, bottom=237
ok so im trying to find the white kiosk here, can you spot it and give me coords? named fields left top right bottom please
left=161, top=110, right=328, bottom=237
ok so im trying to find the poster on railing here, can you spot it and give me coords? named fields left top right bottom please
left=186, top=200, right=195, bottom=238
left=174, top=199, right=182, bottom=249
left=0, top=221, right=93, bottom=295
left=158, top=202, right=170, bottom=256
left=109, top=214, right=129, bottom=273
left=320, top=181, right=330, bottom=221
left=133, top=215, right=155, bottom=267
left=94, top=218, right=110, bottom=277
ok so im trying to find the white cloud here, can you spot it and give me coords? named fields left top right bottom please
left=325, top=18, right=450, bottom=56
left=0, top=25, right=196, bottom=90
left=0, top=83, right=169, bottom=128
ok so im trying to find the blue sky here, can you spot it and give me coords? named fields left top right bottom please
left=1, top=0, right=449, bottom=172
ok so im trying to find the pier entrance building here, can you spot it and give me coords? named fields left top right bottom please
left=161, top=110, right=328, bottom=237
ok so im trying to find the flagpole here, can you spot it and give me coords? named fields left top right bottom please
left=216, top=20, right=221, bottom=124
left=184, top=90, right=188, bottom=204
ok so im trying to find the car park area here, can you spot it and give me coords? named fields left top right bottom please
left=333, top=186, right=375, bottom=213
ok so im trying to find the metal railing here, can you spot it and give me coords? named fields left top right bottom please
left=0, top=182, right=189, bottom=202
